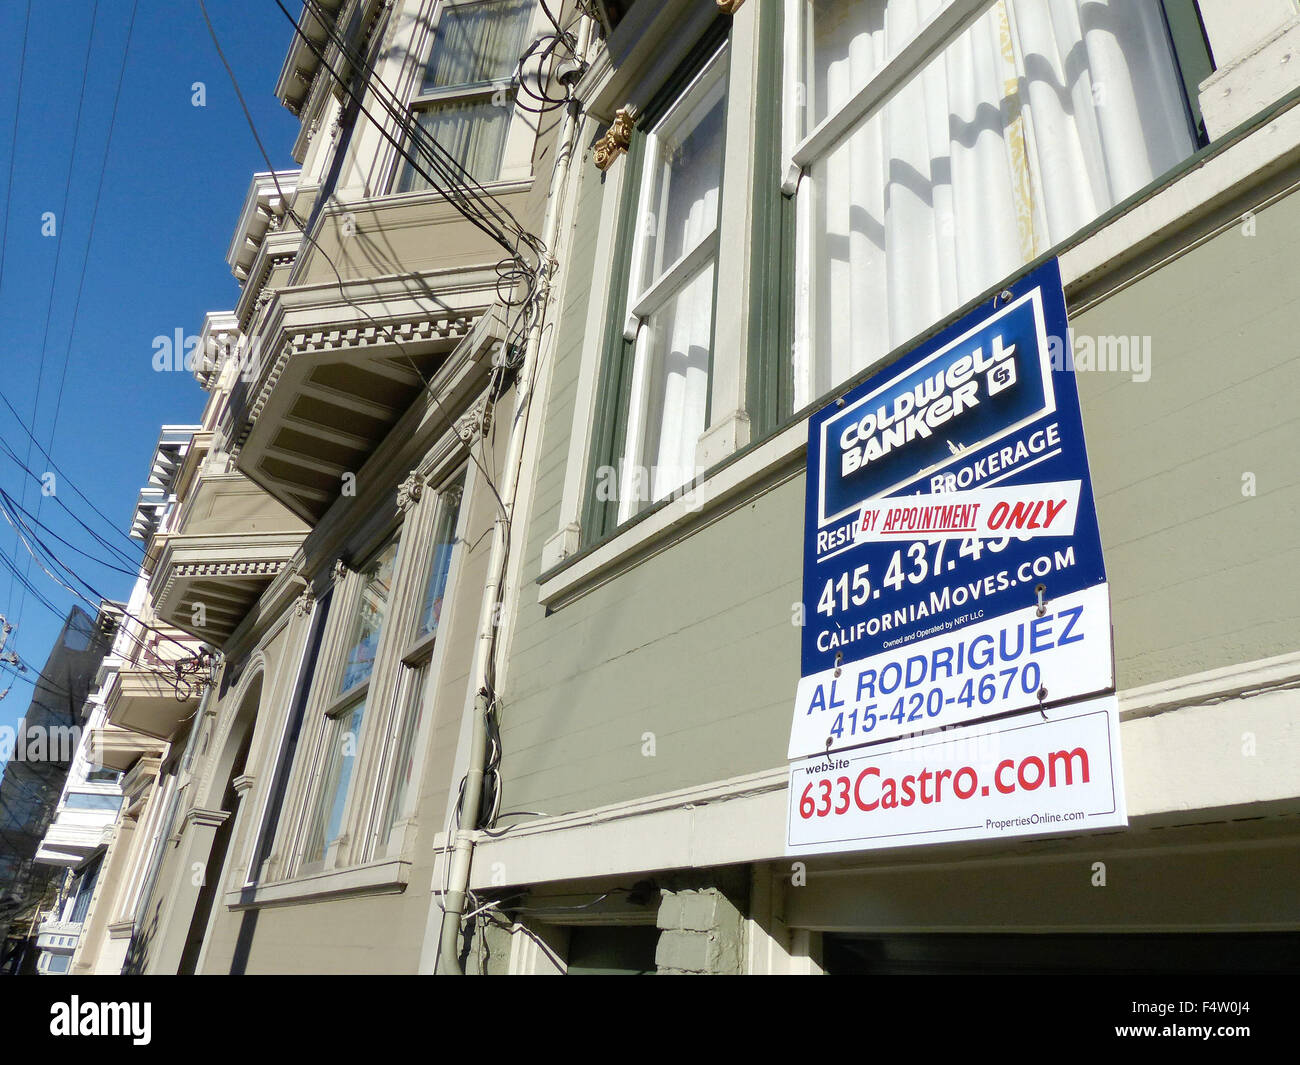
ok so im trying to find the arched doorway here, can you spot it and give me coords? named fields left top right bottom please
left=177, top=674, right=261, bottom=974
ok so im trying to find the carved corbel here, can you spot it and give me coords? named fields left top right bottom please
left=717, top=0, right=747, bottom=12
left=397, top=472, right=425, bottom=513
left=455, top=397, right=494, bottom=444
left=594, top=106, right=637, bottom=171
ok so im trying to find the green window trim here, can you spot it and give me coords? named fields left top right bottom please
left=548, top=4, right=1294, bottom=590
left=583, top=14, right=776, bottom=548
left=746, top=0, right=795, bottom=441
left=582, top=131, right=646, bottom=545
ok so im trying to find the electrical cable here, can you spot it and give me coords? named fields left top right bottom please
left=208, top=0, right=535, bottom=517
left=284, top=0, right=544, bottom=262
left=0, top=427, right=145, bottom=571
left=11, top=1, right=102, bottom=636
left=0, top=0, right=32, bottom=302
left=33, top=0, right=141, bottom=559
left=0, top=493, right=204, bottom=677
left=0, top=389, right=145, bottom=560
left=0, top=487, right=140, bottom=578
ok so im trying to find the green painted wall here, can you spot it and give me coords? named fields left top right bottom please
left=497, top=173, right=1300, bottom=817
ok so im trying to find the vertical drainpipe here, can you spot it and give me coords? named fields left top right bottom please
left=435, top=15, right=593, bottom=975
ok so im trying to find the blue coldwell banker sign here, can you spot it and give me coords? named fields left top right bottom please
left=789, top=258, right=1114, bottom=760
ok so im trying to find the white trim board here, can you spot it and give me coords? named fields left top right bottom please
left=459, top=652, right=1300, bottom=891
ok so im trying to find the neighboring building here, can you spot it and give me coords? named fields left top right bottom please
left=29, top=428, right=206, bottom=976
left=44, top=0, right=1300, bottom=976
left=0, top=606, right=113, bottom=974
left=120, top=0, right=582, bottom=974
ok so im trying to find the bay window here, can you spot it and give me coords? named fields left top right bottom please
left=396, top=0, right=537, bottom=190
left=617, top=45, right=728, bottom=522
left=786, top=0, right=1199, bottom=406
left=584, top=38, right=731, bottom=539
left=549, top=0, right=1209, bottom=594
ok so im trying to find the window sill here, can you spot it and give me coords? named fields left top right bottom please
left=331, top=178, right=535, bottom=217
left=538, top=87, right=1300, bottom=610
left=538, top=417, right=808, bottom=609
left=224, top=857, right=411, bottom=911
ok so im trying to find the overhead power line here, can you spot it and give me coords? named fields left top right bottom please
left=0, top=390, right=146, bottom=566
left=0, top=0, right=32, bottom=302
left=36, top=0, right=141, bottom=531
left=11, top=0, right=103, bottom=637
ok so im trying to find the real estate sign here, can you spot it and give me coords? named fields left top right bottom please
left=790, top=258, right=1114, bottom=761
left=787, top=695, right=1128, bottom=855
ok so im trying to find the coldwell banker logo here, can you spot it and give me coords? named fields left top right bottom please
left=817, top=289, right=1057, bottom=536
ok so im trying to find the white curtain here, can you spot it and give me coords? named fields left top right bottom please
left=641, top=262, right=715, bottom=505
left=401, top=98, right=511, bottom=188
left=421, top=0, right=534, bottom=90
left=804, top=0, right=1194, bottom=402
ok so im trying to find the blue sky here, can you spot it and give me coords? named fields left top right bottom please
left=0, top=0, right=301, bottom=757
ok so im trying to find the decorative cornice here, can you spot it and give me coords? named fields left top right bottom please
left=183, top=806, right=230, bottom=832
left=154, top=557, right=282, bottom=613
left=396, top=472, right=425, bottom=513
left=236, top=312, right=480, bottom=442
left=171, top=559, right=283, bottom=581
left=286, top=315, right=477, bottom=357
left=594, top=106, right=636, bottom=170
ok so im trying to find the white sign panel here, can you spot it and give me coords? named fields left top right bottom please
left=853, top=480, right=1081, bottom=544
left=786, top=695, right=1127, bottom=855
left=790, top=583, right=1113, bottom=758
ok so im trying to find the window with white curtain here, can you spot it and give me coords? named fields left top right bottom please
left=787, top=0, right=1197, bottom=407
left=614, top=44, right=729, bottom=522
left=396, top=0, right=535, bottom=190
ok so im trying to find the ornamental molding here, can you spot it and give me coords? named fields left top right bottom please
left=171, top=559, right=284, bottom=581
left=239, top=251, right=298, bottom=333
left=286, top=315, right=477, bottom=356
left=155, top=558, right=285, bottom=607
left=594, top=106, right=636, bottom=170
left=236, top=311, right=480, bottom=440
left=254, top=287, right=277, bottom=314
left=455, top=395, right=493, bottom=444
left=397, top=472, right=425, bottom=512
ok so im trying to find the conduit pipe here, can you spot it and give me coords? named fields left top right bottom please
left=436, top=13, right=593, bottom=974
